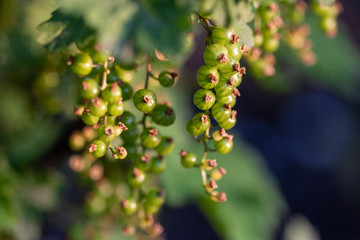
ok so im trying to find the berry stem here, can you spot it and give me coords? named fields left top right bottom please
left=100, top=60, right=109, bottom=90
left=145, top=56, right=151, bottom=89
left=200, top=128, right=210, bottom=193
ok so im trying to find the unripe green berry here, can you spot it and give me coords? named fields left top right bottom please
left=88, top=140, right=107, bottom=158
left=193, top=89, right=216, bottom=110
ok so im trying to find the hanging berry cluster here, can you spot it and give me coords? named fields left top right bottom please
left=67, top=49, right=178, bottom=237
left=180, top=15, right=247, bottom=203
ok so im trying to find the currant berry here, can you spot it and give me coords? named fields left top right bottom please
left=119, top=82, right=133, bottom=101
left=216, top=93, right=236, bottom=108
left=88, top=140, right=107, bottom=158
left=258, top=2, right=279, bottom=22
left=98, top=125, right=116, bottom=144
left=214, top=135, right=233, bottom=154
left=149, top=156, right=166, bottom=174
left=101, top=83, right=122, bottom=103
left=263, top=37, right=280, bottom=52
left=212, top=129, right=228, bottom=141
left=159, top=71, right=177, bottom=87
left=81, top=108, right=100, bottom=125
left=108, top=100, right=124, bottom=116
left=219, top=58, right=241, bottom=75
left=115, top=146, right=127, bottom=160
left=70, top=53, right=93, bottom=76
left=80, top=78, right=99, bottom=100
left=212, top=26, right=240, bottom=45
left=143, top=200, right=160, bottom=214
left=203, top=159, right=217, bottom=171
left=179, top=150, right=197, bottom=168
left=121, top=127, right=140, bottom=143
left=193, top=89, right=216, bottom=110
left=203, top=44, right=229, bottom=68
left=120, top=198, right=138, bottom=215
left=196, top=65, right=220, bottom=89
left=214, top=76, right=235, bottom=96
left=89, top=98, right=108, bottom=117
left=155, top=137, right=175, bottom=155
left=127, top=168, right=146, bottom=188
left=133, top=89, right=157, bottom=113
left=114, top=64, right=134, bottom=83
left=226, top=44, right=242, bottom=61
left=89, top=50, right=109, bottom=64
left=210, top=167, right=227, bottom=181
left=141, top=128, right=161, bottom=148
left=185, top=119, right=205, bottom=136
left=218, top=110, right=237, bottom=130
left=212, top=102, right=232, bottom=122
left=145, top=189, right=165, bottom=207
left=135, top=153, right=152, bottom=171
left=192, top=113, right=210, bottom=131
left=151, top=104, right=175, bottom=126
left=118, top=111, right=137, bottom=129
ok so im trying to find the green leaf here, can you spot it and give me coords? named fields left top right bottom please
left=234, top=1, right=255, bottom=23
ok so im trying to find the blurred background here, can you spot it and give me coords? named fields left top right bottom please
left=0, top=0, right=360, bottom=239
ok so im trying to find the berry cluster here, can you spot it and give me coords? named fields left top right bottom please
left=67, top=48, right=178, bottom=237
left=180, top=18, right=247, bottom=202
left=311, top=0, right=342, bottom=37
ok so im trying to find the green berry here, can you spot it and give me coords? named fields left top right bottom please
left=196, top=65, right=220, bottom=89
left=149, top=156, right=166, bottom=174
left=133, top=89, right=157, bottom=113
left=159, top=71, right=177, bottom=87
left=226, top=44, right=242, bottom=61
left=108, top=100, right=124, bottom=116
left=203, top=44, right=229, bottom=68
left=134, top=153, right=152, bottom=171
left=120, top=82, right=133, bottom=101
left=80, top=78, right=99, bottom=100
left=114, top=64, right=134, bottom=83
left=127, top=168, right=146, bottom=188
left=145, top=189, right=165, bottom=207
left=263, top=37, right=280, bottom=52
left=185, top=119, right=205, bottom=136
left=212, top=102, right=232, bottom=122
left=214, top=136, right=233, bottom=154
left=89, top=98, right=107, bottom=117
left=98, top=125, right=116, bottom=144
left=115, top=146, right=127, bottom=160
left=121, top=198, right=138, bottom=215
left=155, top=137, right=175, bottom=155
left=218, top=110, right=237, bottom=130
left=88, top=140, right=107, bottom=158
left=121, top=127, right=139, bottom=143
left=140, top=128, right=161, bottom=149
left=214, top=76, right=235, bottom=96
left=118, top=111, right=137, bottom=129
left=179, top=150, right=197, bottom=168
left=212, top=26, right=240, bottom=45
left=151, top=104, right=175, bottom=126
left=216, top=93, right=236, bottom=108
left=193, top=89, right=216, bottom=110
left=101, top=83, right=122, bottom=103
left=81, top=109, right=100, bottom=125
left=70, top=53, right=93, bottom=76
left=219, top=58, right=241, bottom=75
left=192, top=113, right=210, bottom=131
